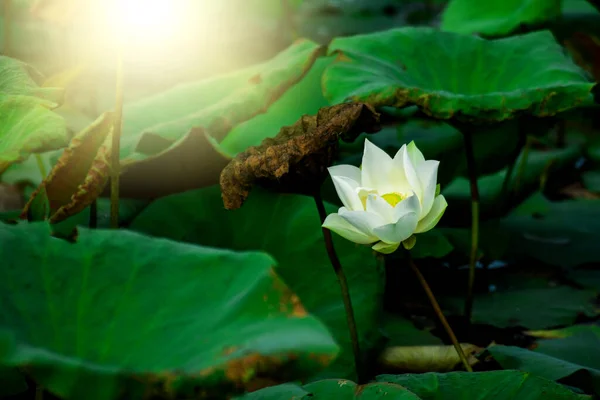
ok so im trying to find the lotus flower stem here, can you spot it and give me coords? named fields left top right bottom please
left=407, top=252, right=473, bottom=372
left=314, top=192, right=364, bottom=383
left=110, top=44, right=125, bottom=229
left=462, top=129, right=480, bottom=322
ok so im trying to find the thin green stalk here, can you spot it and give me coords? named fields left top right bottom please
left=407, top=252, right=473, bottom=372
left=110, top=44, right=124, bottom=229
left=34, top=154, right=47, bottom=179
left=314, top=193, right=364, bottom=383
left=3, top=0, right=11, bottom=56
left=462, top=129, right=479, bottom=322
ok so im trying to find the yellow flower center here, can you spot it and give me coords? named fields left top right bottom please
left=381, top=192, right=407, bottom=207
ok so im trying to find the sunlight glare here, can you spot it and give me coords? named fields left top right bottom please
left=113, top=0, right=185, bottom=42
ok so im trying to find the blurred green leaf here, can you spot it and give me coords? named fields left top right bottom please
left=443, top=146, right=581, bottom=222
left=237, top=379, right=420, bottom=399
left=441, top=0, right=562, bottom=36
left=489, top=327, right=600, bottom=395
left=582, top=171, right=600, bottom=192
left=0, top=56, right=67, bottom=175
left=442, top=283, right=597, bottom=329
left=323, top=28, right=593, bottom=122
left=0, top=366, right=28, bottom=396
left=129, top=186, right=384, bottom=380
left=499, top=192, right=600, bottom=267
left=0, top=222, right=338, bottom=400
left=376, top=370, right=589, bottom=399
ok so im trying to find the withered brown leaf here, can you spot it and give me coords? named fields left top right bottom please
left=21, top=112, right=114, bottom=223
left=220, top=103, right=381, bottom=210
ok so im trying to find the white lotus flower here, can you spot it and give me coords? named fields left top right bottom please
left=323, top=139, right=447, bottom=254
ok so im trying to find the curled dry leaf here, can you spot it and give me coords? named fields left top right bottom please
left=220, top=103, right=381, bottom=210
left=378, top=344, right=482, bottom=373
left=21, top=112, right=114, bottom=224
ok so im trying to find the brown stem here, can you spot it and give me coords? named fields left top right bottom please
left=314, top=193, right=364, bottom=383
left=407, top=253, right=473, bottom=372
left=463, top=129, right=479, bottom=322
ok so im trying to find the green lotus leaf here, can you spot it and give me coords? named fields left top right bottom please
left=0, top=222, right=338, bottom=400
left=236, top=379, right=420, bottom=399
left=129, top=186, right=384, bottom=380
left=239, top=371, right=589, bottom=399
left=442, top=145, right=581, bottom=222
left=376, top=371, right=589, bottom=399
left=0, top=56, right=67, bottom=175
left=499, top=192, right=600, bottom=268
left=323, top=28, right=594, bottom=122
left=489, top=327, right=600, bottom=396
left=442, top=284, right=597, bottom=330
left=211, top=56, right=332, bottom=158
left=120, top=39, right=325, bottom=163
left=441, top=0, right=562, bottom=36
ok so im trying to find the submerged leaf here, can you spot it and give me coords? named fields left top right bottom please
left=220, top=103, right=380, bottom=210
left=323, top=28, right=594, bottom=122
left=21, top=113, right=113, bottom=224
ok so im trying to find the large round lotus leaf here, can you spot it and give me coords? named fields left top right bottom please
left=376, top=371, right=589, bottom=399
left=441, top=0, right=562, bottom=36
left=323, top=28, right=594, bottom=122
left=237, top=379, right=421, bottom=399
left=129, top=186, right=384, bottom=380
left=0, top=222, right=338, bottom=400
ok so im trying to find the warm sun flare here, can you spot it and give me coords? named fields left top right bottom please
left=113, top=0, right=185, bottom=41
